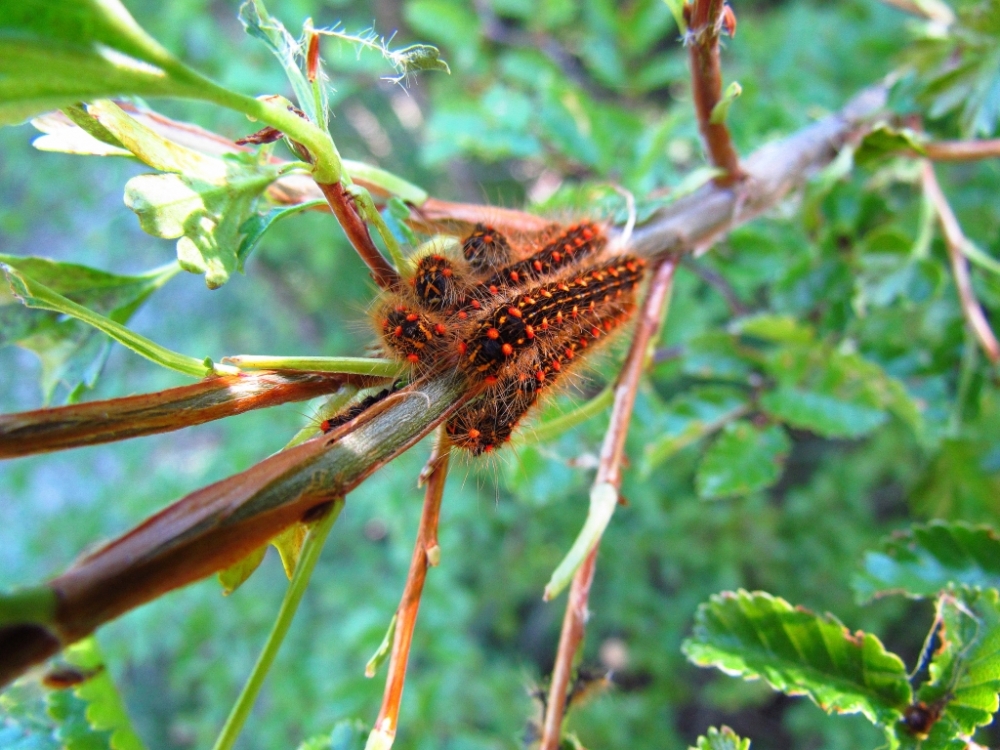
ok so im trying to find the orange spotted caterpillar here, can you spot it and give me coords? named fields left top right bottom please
left=325, top=221, right=646, bottom=454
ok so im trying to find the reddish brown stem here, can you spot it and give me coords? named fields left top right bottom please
left=688, top=0, right=745, bottom=186
left=539, top=259, right=678, bottom=750
left=372, top=430, right=451, bottom=744
left=924, top=139, right=1000, bottom=162
left=0, top=371, right=366, bottom=459
left=921, top=163, right=1000, bottom=363
left=316, top=180, right=400, bottom=289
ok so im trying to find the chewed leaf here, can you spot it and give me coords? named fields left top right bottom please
left=683, top=590, right=912, bottom=731
left=695, top=421, right=790, bottom=499
left=690, top=726, right=751, bottom=750
left=854, top=522, right=1000, bottom=603
left=895, top=589, right=1000, bottom=748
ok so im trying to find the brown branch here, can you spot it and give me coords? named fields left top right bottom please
left=924, top=139, right=1000, bottom=162
left=371, top=430, right=450, bottom=746
left=0, top=87, right=888, bottom=686
left=539, top=259, right=678, bottom=750
left=0, top=371, right=369, bottom=459
left=687, top=0, right=745, bottom=186
left=921, top=162, right=1000, bottom=363
left=316, top=181, right=400, bottom=289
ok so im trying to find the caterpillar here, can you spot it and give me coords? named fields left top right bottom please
left=371, top=219, right=646, bottom=454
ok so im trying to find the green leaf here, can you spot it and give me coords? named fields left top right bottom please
left=82, top=100, right=282, bottom=288
left=683, top=590, right=912, bottom=729
left=272, top=522, right=309, bottom=579
left=60, top=638, right=146, bottom=750
left=0, top=682, right=60, bottom=750
left=731, top=314, right=815, bottom=344
left=854, top=522, right=1000, bottom=603
left=690, top=726, right=751, bottom=750
left=217, top=544, right=268, bottom=596
left=854, top=125, right=926, bottom=168
left=0, top=256, right=178, bottom=400
left=709, top=82, right=743, bottom=126
left=898, top=589, right=1000, bottom=748
left=642, top=386, right=750, bottom=474
left=1, top=261, right=224, bottom=380
left=31, top=109, right=131, bottom=157
left=238, top=200, right=327, bottom=266
left=761, top=388, right=888, bottom=439
left=0, top=0, right=215, bottom=125
left=761, top=346, right=922, bottom=438
left=696, top=421, right=790, bottom=499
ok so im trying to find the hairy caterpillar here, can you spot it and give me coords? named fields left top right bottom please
left=372, top=219, right=645, bottom=454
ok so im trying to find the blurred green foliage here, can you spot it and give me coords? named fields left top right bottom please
left=2, top=0, right=1000, bottom=748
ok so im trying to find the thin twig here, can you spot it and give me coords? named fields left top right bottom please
left=924, top=139, right=1000, bottom=162
left=921, top=162, right=1000, bottom=363
left=369, top=429, right=451, bottom=748
left=687, top=0, right=745, bottom=186
left=539, top=258, right=678, bottom=750
left=316, top=180, right=400, bottom=288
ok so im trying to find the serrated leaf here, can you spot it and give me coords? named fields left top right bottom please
left=683, top=590, right=912, bottom=729
left=60, top=638, right=146, bottom=750
left=690, top=726, right=751, bottom=750
left=78, top=101, right=281, bottom=288
left=217, top=543, right=268, bottom=595
left=0, top=682, right=61, bottom=750
left=696, top=421, right=790, bottom=499
left=854, top=522, right=1000, bottom=603
left=0, top=256, right=177, bottom=400
left=642, top=386, right=750, bottom=473
left=896, top=589, right=1000, bottom=748
left=0, top=0, right=206, bottom=125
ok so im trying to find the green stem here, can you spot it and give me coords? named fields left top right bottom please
left=0, top=587, right=58, bottom=627
left=949, top=329, right=979, bottom=437
left=348, top=185, right=408, bottom=272
left=211, top=499, right=344, bottom=750
left=516, top=387, right=614, bottom=446
left=220, top=356, right=404, bottom=377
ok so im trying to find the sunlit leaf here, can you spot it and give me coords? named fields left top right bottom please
left=695, top=421, right=790, bottom=499
left=81, top=101, right=283, bottom=288
left=683, top=590, right=912, bottom=730
left=0, top=0, right=208, bottom=125
left=854, top=521, right=1000, bottom=603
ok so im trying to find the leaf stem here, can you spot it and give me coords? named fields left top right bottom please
left=367, top=430, right=450, bottom=749
left=212, top=499, right=343, bottom=750
left=921, top=162, right=1000, bottom=363
left=220, top=356, right=405, bottom=377
left=687, top=0, right=745, bottom=186
left=539, top=258, right=677, bottom=750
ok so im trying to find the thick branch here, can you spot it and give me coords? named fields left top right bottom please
left=0, top=371, right=365, bottom=459
left=688, top=0, right=744, bottom=186
left=922, top=163, right=1000, bottom=363
left=0, top=87, right=886, bottom=686
left=539, top=259, right=677, bottom=750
